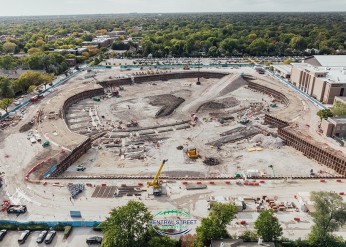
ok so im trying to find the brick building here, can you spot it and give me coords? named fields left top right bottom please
left=291, top=55, right=346, bottom=104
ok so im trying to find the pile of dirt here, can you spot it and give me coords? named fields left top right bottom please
left=148, top=94, right=185, bottom=117
left=197, top=97, right=240, bottom=112
left=251, top=134, right=283, bottom=149
left=19, top=122, right=33, bottom=132
left=203, top=157, right=220, bottom=166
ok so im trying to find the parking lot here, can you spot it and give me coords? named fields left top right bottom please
left=0, top=228, right=102, bottom=247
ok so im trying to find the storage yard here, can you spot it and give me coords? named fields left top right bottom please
left=1, top=65, right=346, bottom=242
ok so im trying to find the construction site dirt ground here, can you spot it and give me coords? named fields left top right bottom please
left=1, top=66, right=346, bottom=242
left=62, top=72, right=336, bottom=178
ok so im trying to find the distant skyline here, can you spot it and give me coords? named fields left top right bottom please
left=0, top=0, right=345, bottom=16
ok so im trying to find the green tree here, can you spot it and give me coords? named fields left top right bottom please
left=2, top=42, right=17, bottom=54
left=317, top=109, right=333, bottom=120
left=102, top=201, right=152, bottom=247
left=0, top=55, right=17, bottom=70
left=17, top=71, right=53, bottom=92
left=289, top=35, right=307, bottom=50
left=331, top=101, right=346, bottom=116
left=283, top=59, right=294, bottom=64
left=254, top=210, right=282, bottom=242
left=196, top=202, right=237, bottom=247
left=248, top=38, right=268, bottom=56
left=308, top=191, right=346, bottom=247
left=0, top=98, right=14, bottom=113
left=239, top=230, right=258, bottom=242
left=145, top=228, right=178, bottom=247
left=0, top=78, right=15, bottom=98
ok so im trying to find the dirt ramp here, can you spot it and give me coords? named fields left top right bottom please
left=218, top=75, right=249, bottom=96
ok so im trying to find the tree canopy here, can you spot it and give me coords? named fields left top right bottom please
left=254, top=210, right=283, bottom=242
left=0, top=13, right=345, bottom=58
left=196, top=202, right=237, bottom=246
left=308, top=191, right=346, bottom=247
left=317, top=109, right=333, bottom=120
left=331, top=101, right=346, bottom=117
left=102, top=201, right=178, bottom=247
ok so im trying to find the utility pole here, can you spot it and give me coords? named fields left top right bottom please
left=197, top=58, right=201, bottom=85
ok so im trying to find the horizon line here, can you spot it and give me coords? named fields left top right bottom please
left=0, top=11, right=345, bottom=18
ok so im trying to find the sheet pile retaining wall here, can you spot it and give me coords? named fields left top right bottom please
left=248, top=81, right=290, bottom=105
left=99, top=71, right=227, bottom=87
left=264, top=114, right=346, bottom=176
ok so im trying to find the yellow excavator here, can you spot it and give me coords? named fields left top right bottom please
left=147, top=159, right=168, bottom=196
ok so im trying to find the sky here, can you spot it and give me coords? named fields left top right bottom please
left=0, top=0, right=345, bottom=16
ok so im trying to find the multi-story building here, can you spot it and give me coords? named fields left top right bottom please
left=291, top=55, right=346, bottom=104
left=82, top=36, right=114, bottom=48
left=321, top=117, right=346, bottom=140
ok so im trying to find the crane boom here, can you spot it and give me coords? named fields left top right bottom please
left=147, top=159, right=168, bottom=188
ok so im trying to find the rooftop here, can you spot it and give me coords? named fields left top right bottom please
left=305, top=55, right=346, bottom=67
left=292, top=63, right=346, bottom=84
left=272, top=64, right=292, bottom=74
left=328, top=117, right=346, bottom=125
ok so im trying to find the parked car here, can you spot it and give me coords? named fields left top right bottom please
left=86, top=236, right=103, bottom=245
left=36, top=230, right=48, bottom=243
left=44, top=230, right=56, bottom=244
left=0, top=229, right=7, bottom=241
left=18, top=230, right=30, bottom=244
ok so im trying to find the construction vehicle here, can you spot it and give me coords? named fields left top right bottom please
left=190, top=114, right=198, bottom=126
left=147, top=159, right=167, bottom=196
left=126, top=120, right=138, bottom=128
left=42, top=141, right=50, bottom=147
left=77, top=164, right=86, bottom=171
left=186, top=146, right=199, bottom=159
left=7, top=205, right=27, bottom=214
left=239, top=109, right=250, bottom=125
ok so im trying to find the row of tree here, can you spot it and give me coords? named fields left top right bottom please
left=0, top=13, right=345, bottom=57
left=100, top=191, right=346, bottom=247
left=0, top=71, right=53, bottom=113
